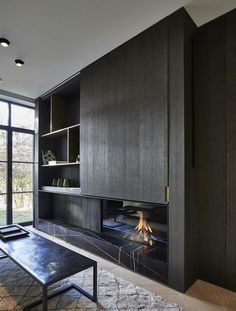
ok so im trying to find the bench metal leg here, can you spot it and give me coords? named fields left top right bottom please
left=93, top=262, right=97, bottom=301
left=71, top=262, right=97, bottom=302
left=42, top=286, right=48, bottom=311
left=24, top=286, right=48, bottom=311
left=24, top=264, right=98, bottom=310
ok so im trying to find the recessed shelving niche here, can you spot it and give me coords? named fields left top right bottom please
left=41, top=124, right=80, bottom=167
left=38, top=74, right=80, bottom=194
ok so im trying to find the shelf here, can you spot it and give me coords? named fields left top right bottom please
left=41, top=123, right=80, bottom=138
left=41, top=162, right=80, bottom=167
left=39, top=186, right=82, bottom=196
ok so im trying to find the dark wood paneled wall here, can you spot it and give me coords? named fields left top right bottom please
left=53, top=195, right=101, bottom=232
left=184, top=13, right=198, bottom=290
left=37, top=192, right=101, bottom=232
left=226, top=9, right=236, bottom=291
left=80, top=19, right=168, bottom=204
left=196, top=16, right=226, bottom=287
left=168, top=10, right=186, bottom=292
left=80, top=8, right=197, bottom=292
left=168, top=9, right=197, bottom=292
left=196, top=9, right=236, bottom=291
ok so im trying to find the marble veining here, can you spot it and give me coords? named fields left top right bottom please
left=38, top=219, right=168, bottom=284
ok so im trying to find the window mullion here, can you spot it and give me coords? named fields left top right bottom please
left=7, top=103, right=12, bottom=224
left=7, top=129, right=12, bottom=224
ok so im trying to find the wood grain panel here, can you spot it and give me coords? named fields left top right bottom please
left=184, top=12, right=198, bottom=290
left=68, top=127, right=79, bottom=163
left=80, top=20, right=168, bottom=203
left=195, top=17, right=226, bottom=286
left=226, top=9, right=236, bottom=291
left=51, top=95, right=67, bottom=131
left=53, top=195, right=101, bottom=232
left=168, top=10, right=186, bottom=292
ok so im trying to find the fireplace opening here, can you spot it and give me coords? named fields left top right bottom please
left=102, top=200, right=168, bottom=248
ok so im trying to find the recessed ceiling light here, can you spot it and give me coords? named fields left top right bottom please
left=15, top=59, right=24, bottom=67
left=0, top=38, right=10, bottom=47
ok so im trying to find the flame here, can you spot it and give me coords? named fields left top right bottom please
left=135, top=212, right=153, bottom=246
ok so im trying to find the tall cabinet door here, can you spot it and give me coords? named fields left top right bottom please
left=226, top=9, right=236, bottom=291
left=196, top=17, right=226, bottom=287
left=80, top=20, right=168, bottom=203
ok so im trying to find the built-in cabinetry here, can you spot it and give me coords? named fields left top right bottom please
left=196, top=9, right=236, bottom=291
left=35, top=8, right=198, bottom=292
left=41, top=123, right=80, bottom=167
left=38, top=79, right=80, bottom=181
left=80, top=8, right=197, bottom=292
left=35, top=75, right=103, bottom=231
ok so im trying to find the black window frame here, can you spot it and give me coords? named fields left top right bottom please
left=0, top=100, right=35, bottom=226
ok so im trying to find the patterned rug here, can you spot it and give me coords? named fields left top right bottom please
left=0, top=255, right=182, bottom=310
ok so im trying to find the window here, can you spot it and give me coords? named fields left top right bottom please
left=11, top=105, right=35, bottom=130
left=0, top=101, right=34, bottom=225
left=0, top=101, right=9, bottom=126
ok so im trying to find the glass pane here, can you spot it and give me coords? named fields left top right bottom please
left=0, top=130, right=7, bottom=161
left=0, top=162, right=7, bottom=194
left=0, top=101, right=9, bottom=125
left=11, top=105, right=35, bottom=130
left=13, top=132, right=34, bottom=162
left=0, top=195, right=7, bottom=225
left=12, top=163, right=33, bottom=192
left=13, top=192, right=33, bottom=223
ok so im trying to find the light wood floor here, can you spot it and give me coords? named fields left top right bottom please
left=30, top=227, right=236, bottom=311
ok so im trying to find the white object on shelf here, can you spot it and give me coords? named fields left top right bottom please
left=48, top=160, right=66, bottom=165
left=41, top=162, right=80, bottom=167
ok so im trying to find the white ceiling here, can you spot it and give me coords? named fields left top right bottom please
left=0, top=0, right=235, bottom=99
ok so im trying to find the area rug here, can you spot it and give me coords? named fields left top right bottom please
left=0, top=255, right=182, bottom=310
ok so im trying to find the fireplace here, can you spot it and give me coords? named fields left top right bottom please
left=38, top=195, right=169, bottom=284
left=102, top=200, right=168, bottom=248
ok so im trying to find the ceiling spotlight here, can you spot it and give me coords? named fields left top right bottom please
left=0, top=38, right=10, bottom=47
left=15, top=59, right=24, bottom=67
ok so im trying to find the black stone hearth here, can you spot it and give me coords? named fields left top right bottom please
left=38, top=218, right=168, bottom=284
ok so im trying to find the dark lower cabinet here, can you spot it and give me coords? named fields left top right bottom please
left=80, top=19, right=168, bottom=204
left=196, top=9, right=236, bottom=291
